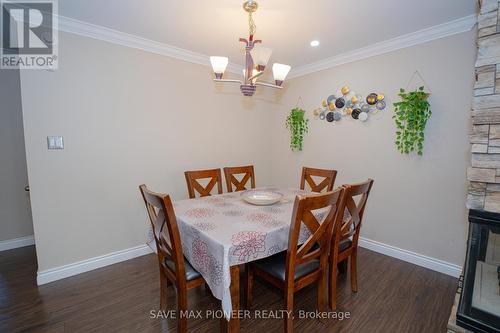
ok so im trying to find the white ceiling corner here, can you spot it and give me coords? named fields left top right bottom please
left=55, top=11, right=477, bottom=80
left=287, top=14, right=477, bottom=79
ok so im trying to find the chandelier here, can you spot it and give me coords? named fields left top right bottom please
left=209, top=0, right=291, bottom=96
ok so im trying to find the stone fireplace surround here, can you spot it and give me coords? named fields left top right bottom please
left=468, top=0, right=500, bottom=213
left=449, top=1, right=500, bottom=332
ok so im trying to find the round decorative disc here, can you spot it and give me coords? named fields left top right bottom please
left=376, top=100, right=386, bottom=110
left=327, top=95, right=336, bottom=105
left=322, top=100, right=327, bottom=107
left=366, top=93, right=378, bottom=105
left=333, top=111, right=342, bottom=121
left=360, top=103, right=370, bottom=113
left=352, top=109, right=361, bottom=119
left=351, top=95, right=359, bottom=104
left=328, top=103, right=336, bottom=111
left=377, top=93, right=385, bottom=101
left=313, top=108, right=320, bottom=116
left=341, top=86, right=350, bottom=95
left=326, top=112, right=335, bottom=122
left=345, top=107, right=353, bottom=115
left=335, top=97, right=346, bottom=109
left=319, top=111, right=326, bottom=120
left=358, top=112, right=368, bottom=122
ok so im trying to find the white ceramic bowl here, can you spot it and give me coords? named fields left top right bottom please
left=242, top=190, right=283, bottom=206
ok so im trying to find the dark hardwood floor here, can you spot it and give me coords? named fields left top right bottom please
left=0, top=246, right=457, bottom=333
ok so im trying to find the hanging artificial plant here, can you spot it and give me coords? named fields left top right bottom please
left=393, top=86, right=431, bottom=155
left=286, top=107, right=309, bottom=151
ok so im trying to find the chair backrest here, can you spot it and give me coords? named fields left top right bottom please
left=332, top=179, right=374, bottom=252
left=223, top=165, right=256, bottom=192
left=300, top=167, right=337, bottom=193
left=139, top=184, right=187, bottom=285
left=285, top=188, right=345, bottom=284
left=184, top=168, right=223, bottom=198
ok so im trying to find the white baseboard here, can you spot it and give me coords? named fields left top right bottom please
left=35, top=237, right=461, bottom=286
left=37, top=244, right=153, bottom=285
left=0, top=235, right=35, bottom=252
left=358, top=237, right=462, bottom=278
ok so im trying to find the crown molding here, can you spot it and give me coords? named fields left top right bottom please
left=56, top=15, right=243, bottom=74
left=287, top=14, right=478, bottom=79
left=55, top=13, right=476, bottom=80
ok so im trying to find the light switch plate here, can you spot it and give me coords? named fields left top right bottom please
left=47, top=136, right=64, bottom=150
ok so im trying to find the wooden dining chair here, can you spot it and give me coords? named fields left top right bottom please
left=246, top=188, right=345, bottom=333
left=300, top=167, right=337, bottom=193
left=139, top=185, right=206, bottom=333
left=329, top=179, right=374, bottom=311
left=184, top=168, right=223, bottom=199
left=223, top=165, right=256, bottom=192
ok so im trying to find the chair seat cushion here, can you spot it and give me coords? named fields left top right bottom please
left=165, top=257, right=202, bottom=281
left=253, top=251, right=320, bottom=282
left=339, top=239, right=352, bottom=252
left=254, top=239, right=353, bottom=282
left=312, top=239, right=351, bottom=252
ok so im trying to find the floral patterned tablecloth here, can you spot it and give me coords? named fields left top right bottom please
left=172, top=187, right=312, bottom=318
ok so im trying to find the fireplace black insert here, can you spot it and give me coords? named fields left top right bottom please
left=457, top=209, right=500, bottom=333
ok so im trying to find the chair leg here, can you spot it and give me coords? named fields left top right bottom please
left=177, top=289, right=188, bottom=333
left=159, top=271, right=169, bottom=310
left=284, top=291, right=294, bottom=333
left=329, top=260, right=338, bottom=311
left=245, top=264, right=254, bottom=309
left=350, top=250, right=358, bottom=293
left=317, top=270, right=326, bottom=313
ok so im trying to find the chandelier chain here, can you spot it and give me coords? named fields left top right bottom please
left=248, top=11, right=256, bottom=36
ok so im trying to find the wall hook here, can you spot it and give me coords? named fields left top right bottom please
left=405, top=70, right=432, bottom=94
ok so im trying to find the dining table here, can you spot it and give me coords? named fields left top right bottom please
left=172, top=187, right=316, bottom=332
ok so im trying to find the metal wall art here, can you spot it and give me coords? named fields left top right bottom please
left=312, top=86, right=386, bottom=123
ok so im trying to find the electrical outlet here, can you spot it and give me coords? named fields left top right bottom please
left=47, top=136, right=64, bottom=150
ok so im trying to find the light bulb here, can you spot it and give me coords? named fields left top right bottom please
left=242, top=68, right=259, bottom=83
left=310, top=40, right=320, bottom=47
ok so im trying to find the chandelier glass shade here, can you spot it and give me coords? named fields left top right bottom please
left=251, top=45, right=272, bottom=71
left=209, top=0, right=291, bottom=96
left=210, top=56, right=229, bottom=79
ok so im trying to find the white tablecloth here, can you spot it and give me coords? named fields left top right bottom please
left=172, top=187, right=314, bottom=318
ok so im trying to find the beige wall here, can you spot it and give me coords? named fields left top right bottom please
left=20, top=32, right=283, bottom=271
left=268, top=31, right=476, bottom=265
left=20, top=29, right=475, bottom=272
left=0, top=68, right=33, bottom=241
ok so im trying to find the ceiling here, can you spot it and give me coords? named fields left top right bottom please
left=59, top=0, right=477, bottom=68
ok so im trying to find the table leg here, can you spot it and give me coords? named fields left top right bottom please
left=221, top=265, right=240, bottom=333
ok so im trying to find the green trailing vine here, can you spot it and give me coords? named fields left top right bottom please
left=285, top=107, right=308, bottom=151
left=393, top=86, right=431, bottom=155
